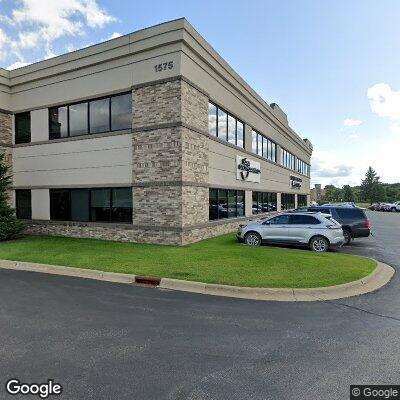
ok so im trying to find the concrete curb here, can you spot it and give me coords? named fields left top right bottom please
left=0, top=260, right=136, bottom=284
left=0, top=259, right=394, bottom=302
left=160, top=261, right=395, bottom=301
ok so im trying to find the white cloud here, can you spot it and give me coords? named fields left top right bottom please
left=6, top=61, right=31, bottom=70
left=2, top=0, right=116, bottom=66
left=0, top=28, right=8, bottom=61
left=311, top=149, right=362, bottom=187
left=344, top=118, right=362, bottom=127
left=368, top=83, right=400, bottom=120
left=349, top=133, right=359, bottom=139
left=109, top=32, right=122, bottom=39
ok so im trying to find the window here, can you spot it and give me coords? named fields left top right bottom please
left=280, top=148, right=296, bottom=170
left=71, top=189, right=90, bottom=222
left=69, top=102, right=88, bottom=136
left=297, top=194, right=308, bottom=207
left=208, top=102, right=244, bottom=148
left=251, top=130, right=277, bottom=162
left=335, top=208, right=366, bottom=220
left=208, top=103, right=217, bottom=136
left=90, top=98, right=109, bottom=134
left=50, top=188, right=132, bottom=223
left=111, top=93, right=132, bottom=131
left=91, top=188, right=111, bottom=222
left=281, top=193, right=296, bottom=210
left=252, top=192, right=277, bottom=214
left=269, top=215, right=290, bottom=225
left=49, top=107, right=68, bottom=139
left=49, top=93, right=131, bottom=139
left=15, top=112, right=31, bottom=144
left=290, top=215, right=320, bottom=225
left=209, top=189, right=245, bottom=220
left=296, top=158, right=310, bottom=177
left=15, top=190, right=31, bottom=219
left=50, top=189, right=70, bottom=220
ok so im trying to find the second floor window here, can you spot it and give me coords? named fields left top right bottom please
left=15, top=112, right=31, bottom=144
left=251, top=130, right=277, bottom=162
left=280, top=148, right=296, bottom=170
left=208, top=102, right=244, bottom=148
left=296, top=158, right=310, bottom=177
left=49, top=92, right=132, bottom=139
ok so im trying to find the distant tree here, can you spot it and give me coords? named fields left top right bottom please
left=371, top=183, right=387, bottom=204
left=0, top=153, right=25, bottom=240
left=360, top=167, right=383, bottom=204
left=342, top=185, right=355, bottom=202
left=322, top=185, right=342, bottom=203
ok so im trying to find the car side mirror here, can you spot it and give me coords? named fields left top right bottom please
left=262, top=221, right=270, bottom=225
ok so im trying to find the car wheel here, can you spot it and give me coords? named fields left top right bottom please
left=391, top=207, right=397, bottom=212
left=244, top=232, right=262, bottom=246
left=309, top=236, right=329, bottom=252
left=343, top=229, right=352, bottom=245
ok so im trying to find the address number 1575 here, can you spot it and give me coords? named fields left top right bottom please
left=154, top=61, right=174, bottom=72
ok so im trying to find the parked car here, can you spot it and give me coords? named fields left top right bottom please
left=368, top=203, right=381, bottom=211
left=237, top=212, right=345, bottom=252
left=291, top=205, right=371, bottom=245
left=383, top=201, right=400, bottom=212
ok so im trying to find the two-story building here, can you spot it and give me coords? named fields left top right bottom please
left=0, top=18, right=312, bottom=245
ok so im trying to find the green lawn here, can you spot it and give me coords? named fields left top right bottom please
left=356, top=202, right=371, bottom=209
left=0, top=234, right=376, bottom=288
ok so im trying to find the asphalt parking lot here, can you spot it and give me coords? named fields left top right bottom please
left=0, top=210, right=399, bottom=400
left=339, top=210, right=400, bottom=267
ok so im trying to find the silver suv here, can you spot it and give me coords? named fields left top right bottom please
left=237, top=212, right=345, bottom=252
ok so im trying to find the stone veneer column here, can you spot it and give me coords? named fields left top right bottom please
left=0, top=111, right=13, bottom=206
left=132, top=78, right=209, bottom=245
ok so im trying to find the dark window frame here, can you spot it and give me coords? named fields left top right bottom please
left=281, top=193, right=296, bottom=210
left=209, top=188, right=245, bottom=220
left=252, top=191, right=278, bottom=215
left=297, top=194, right=308, bottom=208
left=15, top=112, right=31, bottom=144
left=49, top=92, right=132, bottom=140
left=208, top=102, right=245, bottom=149
left=15, top=189, right=32, bottom=219
left=50, top=187, right=133, bottom=223
left=251, top=129, right=277, bottom=163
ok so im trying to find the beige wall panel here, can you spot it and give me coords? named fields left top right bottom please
left=14, top=165, right=131, bottom=188
left=31, top=109, right=49, bottom=142
left=10, top=48, right=182, bottom=112
left=13, top=134, right=132, bottom=187
left=32, top=189, right=50, bottom=220
left=0, top=91, right=10, bottom=111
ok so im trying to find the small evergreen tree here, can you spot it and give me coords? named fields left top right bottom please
left=0, top=152, right=25, bottom=240
left=361, top=167, right=382, bottom=205
left=342, top=185, right=355, bottom=202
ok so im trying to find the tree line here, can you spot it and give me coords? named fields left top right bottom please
left=320, top=167, right=400, bottom=205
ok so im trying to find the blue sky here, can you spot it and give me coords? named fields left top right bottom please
left=0, top=0, right=398, bottom=187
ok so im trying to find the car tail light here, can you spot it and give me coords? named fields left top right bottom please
left=327, top=224, right=341, bottom=229
left=364, top=218, right=371, bottom=229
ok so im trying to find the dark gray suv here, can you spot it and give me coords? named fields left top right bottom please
left=293, top=206, right=371, bottom=245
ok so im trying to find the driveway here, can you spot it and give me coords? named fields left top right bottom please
left=0, top=211, right=399, bottom=400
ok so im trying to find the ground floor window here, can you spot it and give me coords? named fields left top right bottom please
left=281, top=193, right=296, bottom=210
left=15, top=189, right=31, bottom=219
left=297, top=194, right=308, bottom=207
left=252, top=192, right=277, bottom=214
left=50, top=187, right=132, bottom=223
left=209, top=189, right=245, bottom=220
